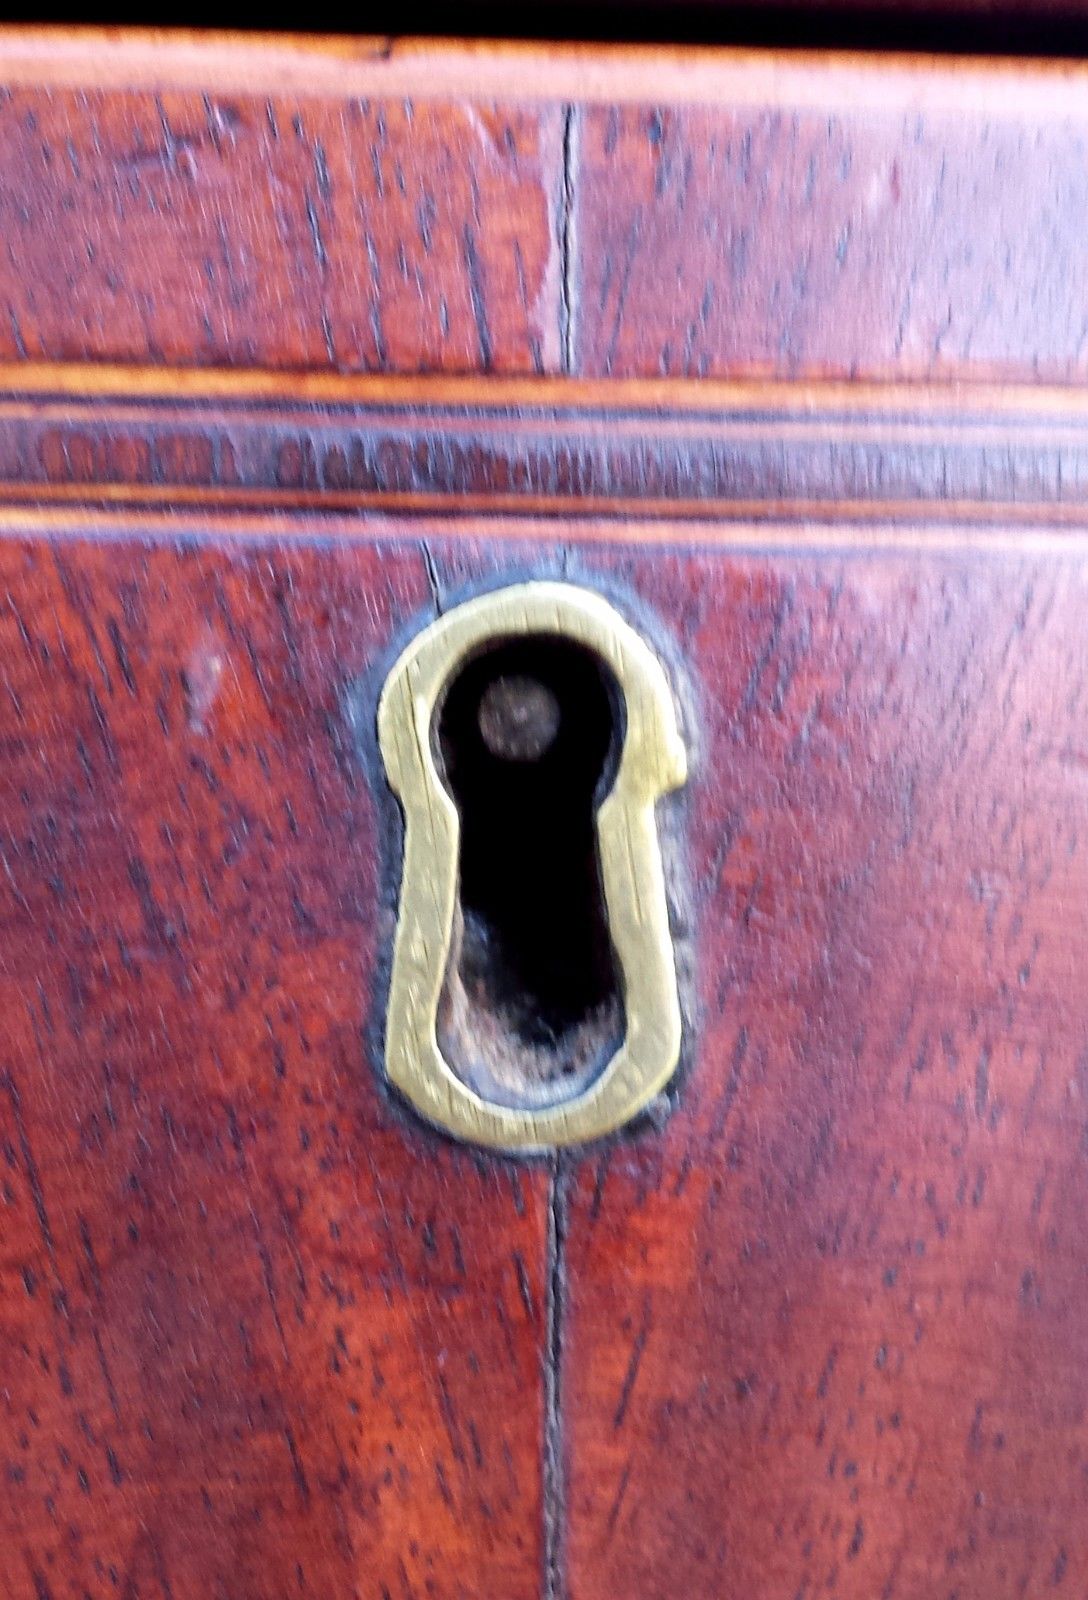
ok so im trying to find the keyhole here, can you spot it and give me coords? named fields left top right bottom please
left=435, top=634, right=624, bottom=1107
left=379, top=581, right=686, bottom=1148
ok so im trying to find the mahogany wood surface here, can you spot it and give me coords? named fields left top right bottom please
left=6, top=369, right=1088, bottom=524
left=561, top=544, right=1088, bottom=1600
left=3, top=33, right=1088, bottom=382
left=0, top=528, right=552, bottom=1600
left=571, top=101, right=1088, bottom=382
left=1, top=28, right=1087, bottom=1600
left=4, top=514, right=1087, bottom=1600
left=0, top=85, right=562, bottom=374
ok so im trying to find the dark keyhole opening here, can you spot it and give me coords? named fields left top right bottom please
left=435, top=633, right=624, bottom=1106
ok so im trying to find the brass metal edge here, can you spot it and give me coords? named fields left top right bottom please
left=377, top=580, right=686, bottom=1151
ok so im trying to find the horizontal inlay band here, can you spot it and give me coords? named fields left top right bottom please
left=1, top=368, right=1088, bottom=526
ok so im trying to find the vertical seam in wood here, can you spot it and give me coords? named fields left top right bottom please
left=560, top=106, right=578, bottom=377
left=543, top=1154, right=568, bottom=1600
left=421, top=541, right=444, bottom=616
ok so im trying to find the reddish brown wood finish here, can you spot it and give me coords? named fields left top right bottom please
left=0, top=87, right=562, bottom=373
left=572, top=102, right=1088, bottom=382
left=6, top=370, right=1088, bottom=523
left=3, top=515, right=1087, bottom=1599
left=0, top=531, right=549, bottom=1600
left=2, top=28, right=1088, bottom=1600
left=560, top=545, right=1088, bottom=1599
left=4, top=35, right=1088, bottom=383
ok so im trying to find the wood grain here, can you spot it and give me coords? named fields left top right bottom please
left=8, top=35, right=1088, bottom=384
left=559, top=545, right=1088, bottom=1599
left=3, top=26, right=1088, bottom=1600
left=0, top=86, right=563, bottom=373
left=572, top=102, right=1088, bottom=382
left=2, top=510, right=1088, bottom=1596
left=7, top=371, right=1088, bottom=524
left=0, top=530, right=549, bottom=1600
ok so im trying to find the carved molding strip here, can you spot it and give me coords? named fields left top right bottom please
left=2, top=370, right=1088, bottom=524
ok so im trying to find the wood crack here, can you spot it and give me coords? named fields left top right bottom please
left=543, top=1155, right=569, bottom=1600
left=559, top=106, right=578, bottom=376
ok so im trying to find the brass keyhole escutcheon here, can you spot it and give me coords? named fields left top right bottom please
left=377, top=581, right=686, bottom=1151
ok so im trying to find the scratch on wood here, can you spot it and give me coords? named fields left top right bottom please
left=462, top=223, right=494, bottom=370
left=612, top=1293, right=652, bottom=1432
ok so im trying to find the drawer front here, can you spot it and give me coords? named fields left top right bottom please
left=2, top=33, right=1087, bottom=1600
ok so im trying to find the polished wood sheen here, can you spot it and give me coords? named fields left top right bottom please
left=5, top=368, right=1088, bottom=524
left=3, top=33, right=1088, bottom=383
left=1, top=29, right=1087, bottom=1600
left=0, top=532, right=551, bottom=1599
left=562, top=546, right=1088, bottom=1598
